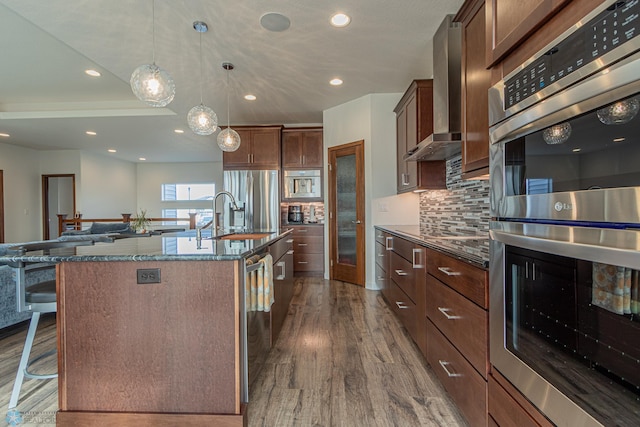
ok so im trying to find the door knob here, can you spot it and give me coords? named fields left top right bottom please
left=351, top=220, right=362, bottom=224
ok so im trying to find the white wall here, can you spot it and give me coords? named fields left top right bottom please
left=136, top=162, right=223, bottom=219
left=79, top=152, right=137, bottom=218
left=323, top=93, right=406, bottom=289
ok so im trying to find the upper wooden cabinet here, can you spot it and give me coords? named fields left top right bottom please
left=456, top=0, right=492, bottom=179
left=223, top=126, right=282, bottom=169
left=485, top=0, right=571, bottom=67
left=395, top=80, right=446, bottom=193
left=282, top=128, right=323, bottom=168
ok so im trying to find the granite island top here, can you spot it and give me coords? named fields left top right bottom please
left=375, top=225, right=489, bottom=268
left=0, top=228, right=293, bottom=263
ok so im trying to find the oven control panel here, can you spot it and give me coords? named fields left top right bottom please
left=504, top=0, right=640, bottom=109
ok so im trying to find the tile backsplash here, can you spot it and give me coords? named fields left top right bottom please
left=419, top=155, right=490, bottom=235
left=280, top=202, right=325, bottom=225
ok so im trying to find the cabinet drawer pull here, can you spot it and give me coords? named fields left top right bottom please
left=298, top=243, right=308, bottom=246
left=297, top=229, right=308, bottom=233
left=376, top=234, right=384, bottom=239
left=297, top=261, right=308, bottom=264
left=376, top=276, right=386, bottom=281
left=385, top=236, right=393, bottom=250
left=437, top=307, right=462, bottom=320
left=437, top=267, right=461, bottom=276
left=438, top=360, right=462, bottom=377
left=275, top=261, right=286, bottom=280
left=412, top=248, right=424, bottom=269
left=395, top=301, right=409, bottom=309
left=377, top=253, right=385, bottom=257
left=394, top=269, right=408, bottom=276
left=286, top=239, right=294, bottom=243
left=286, top=250, right=295, bottom=255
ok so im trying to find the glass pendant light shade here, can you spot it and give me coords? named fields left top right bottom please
left=130, top=63, right=176, bottom=107
left=542, top=122, right=572, bottom=145
left=188, top=104, right=218, bottom=135
left=597, top=97, right=640, bottom=125
left=217, top=128, right=241, bottom=151
left=217, top=62, right=241, bottom=152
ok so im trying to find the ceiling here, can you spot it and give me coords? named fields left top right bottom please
left=0, top=0, right=464, bottom=163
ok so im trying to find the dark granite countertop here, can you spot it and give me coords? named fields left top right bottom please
left=0, top=229, right=292, bottom=263
left=375, top=225, right=489, bottom=268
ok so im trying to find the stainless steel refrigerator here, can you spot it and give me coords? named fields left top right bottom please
left=223, top=170, right=279, bottom=232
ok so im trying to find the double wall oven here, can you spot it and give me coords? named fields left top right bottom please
left=489, top=1, right=640, bottom=426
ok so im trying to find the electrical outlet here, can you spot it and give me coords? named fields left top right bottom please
left=137, top=268, right=161, bottom=284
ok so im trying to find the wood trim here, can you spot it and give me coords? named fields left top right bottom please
left=56, top=405, right=247, bottom=427
left=328, top=140, right=366, bottom=286
left=0, top=170, right=4, bottom=243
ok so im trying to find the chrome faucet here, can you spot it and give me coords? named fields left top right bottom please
left=211, top=190, right=240, bottom=235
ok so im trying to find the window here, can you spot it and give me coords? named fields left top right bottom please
left=160, top=182, right=215, bottom=228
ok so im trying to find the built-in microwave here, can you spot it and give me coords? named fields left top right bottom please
left=283, top=170, right=322, bottom=199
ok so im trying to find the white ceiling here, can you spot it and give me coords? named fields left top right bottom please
left=0, top=0, right=464, bottom=163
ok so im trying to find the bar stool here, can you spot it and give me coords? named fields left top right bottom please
left=8, top=260, right=57, bottom=410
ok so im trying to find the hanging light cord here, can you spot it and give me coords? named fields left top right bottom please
left=151, top=0, right=156, bottom=64
left=226, top=69, right=231, bottom=130
left=199, top=30, right=204, bottom=105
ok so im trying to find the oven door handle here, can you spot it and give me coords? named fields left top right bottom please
left=490, top=227, right=640, bottom=268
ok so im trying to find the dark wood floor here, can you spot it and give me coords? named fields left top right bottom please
left=0, top=277, right=466, bottom=426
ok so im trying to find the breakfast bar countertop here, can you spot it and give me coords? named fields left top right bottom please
left=0, top=229, right=293, bottom=263
left=375, top=225, right=489, bottom=268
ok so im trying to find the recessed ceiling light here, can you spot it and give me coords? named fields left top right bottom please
left=85, top=69, right=101, bottom=77
left=330, top=13, right=351, bottom=28
left=174, top=129, right=185, bottom=134
left=0, top=133, right=9, bottom=138
left=613, top=137, right=626, bottom=142
left=139, top=157, right=147, bottom=161
left=330, top=78, right=343, bottom=86
left=572, top=148, right=581, bottom=152
left=108, top=149, right=117, bottom=153
left=260, top=12, right=291, bottom=32
left=244, top=94, right=257, bottom=101
left=86, top=131, right=97, bottom=136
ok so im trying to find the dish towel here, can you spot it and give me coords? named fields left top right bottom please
left=592, top=262, right=634, bottom=315
left=245, top=253, right=274, bottom=312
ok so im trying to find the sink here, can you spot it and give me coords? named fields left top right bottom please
left=218, top=233, right=271, bottom=240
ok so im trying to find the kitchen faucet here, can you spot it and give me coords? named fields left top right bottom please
left=211, top=190, right=240, bottom=236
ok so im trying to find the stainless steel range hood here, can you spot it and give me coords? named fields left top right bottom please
left=405, top=15, right=462, bottom=161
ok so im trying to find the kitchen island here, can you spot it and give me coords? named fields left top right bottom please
left=1, top=229, right=292, bottom=427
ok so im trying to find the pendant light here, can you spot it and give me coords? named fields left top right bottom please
left=187, top=21, right=218, bottom=135
left=130, top=0, right=176, bottom=107
left=217, top=62, right=241, bottom=152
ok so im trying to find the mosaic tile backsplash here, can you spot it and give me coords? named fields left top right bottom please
left=419, top=155, right=490, bottom=236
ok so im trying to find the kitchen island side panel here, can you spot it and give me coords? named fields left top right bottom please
left=57, top=260, right=241, bottom=415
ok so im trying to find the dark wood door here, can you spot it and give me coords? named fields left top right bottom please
left=396, top=107, right=408, bottom=192
left=460, top=0, right=491, bottom=177
left=250, top=129, right=280, bottom=168
left=486, top=0, right=571, bottom=66
left=223, top=129, right=252, bottom=167
left=329, top=140, right=365, bottom=286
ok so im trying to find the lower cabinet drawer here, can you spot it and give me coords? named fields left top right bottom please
left=488, top=371, right=554, bottom=427
left=427, top=275, right=488, bottom=378
left=375, top=241, right=388, bottom=269
left=375, top=263, right=387, bottom=291
left=293, top=236, right=323, bottom=254
left=427, top=249, right=488, bottom=309
left=390, top=251, right=416, bottom=303
left=427, top=320, right=487, bottom=427
left=385, top=279, right=417, bottom=340
left=293, top=253, right=323, bottom=272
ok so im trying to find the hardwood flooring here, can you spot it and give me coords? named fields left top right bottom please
left=0, top=278, right=466, bottom=426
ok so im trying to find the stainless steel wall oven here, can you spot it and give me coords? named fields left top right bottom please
left=489, top=1, right=640, bottom=425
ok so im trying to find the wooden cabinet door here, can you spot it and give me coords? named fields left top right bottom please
left=250, top=129, right=280, bottom=168
left=301, top=131, right=323, bottom=167
left=223, top=129, right=252, bottom=168
left=405, top=93, right=418, bottom=190
left=282, top=131, right=303, bottom=167
left=486, top=0, right=571, bottom=66
left=396, top=107, right=409, bottom=193
left=282, top=130, right=323, bottom=168
left=460, top=0, right=491, bottom=177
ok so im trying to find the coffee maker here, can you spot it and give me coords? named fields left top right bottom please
left=287, top=205, right=303, bottom=223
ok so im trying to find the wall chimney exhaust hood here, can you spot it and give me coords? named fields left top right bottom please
left=404, top=15, right=462, bottom=161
